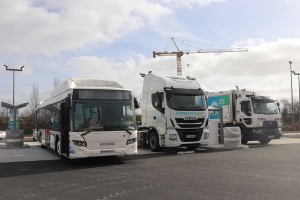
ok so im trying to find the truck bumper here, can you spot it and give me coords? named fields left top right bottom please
left=244, top=128, right=282, bottom=141
left=165, top=128, right=204, bottom=147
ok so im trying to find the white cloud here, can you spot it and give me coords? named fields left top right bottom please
left=181, top=38, right=300, bottom=100
left=67, top=55, right=145, bottom=97
left=156, top=0, right=226, bottom=8
left=0, top=0, right=228, bottom=56
left=1, top=0, right=299, bottom=107
left=1, top=37, right=299, bottom=108
left=0, top=0, right=171, bottom=55
left=64, top=38, right=300, bottom=102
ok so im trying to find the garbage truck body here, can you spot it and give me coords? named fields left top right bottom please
left=138, top=73, right=209, bottom=152
left=207, top=87, right=282, bottom=144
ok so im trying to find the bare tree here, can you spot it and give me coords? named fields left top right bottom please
left=0, top=99, right=10, bottom=129
left=29, top=83, right=40, bottom=115
left=53, top=77, right=60, bottom=87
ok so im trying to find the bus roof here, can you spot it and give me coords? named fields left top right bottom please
left=38, top=78, right=126, bottom=109
left=50, top=78, right=124, bottom=98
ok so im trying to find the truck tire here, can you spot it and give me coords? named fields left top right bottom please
left=149, top=132, right=161, bottom=152
left=258, top=135, right=271, bottom=145
left=239, top=126, right=248, bottom=145
left=241, top=136, right=248, bottom=145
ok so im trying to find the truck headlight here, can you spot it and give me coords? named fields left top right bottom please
left=202, top=128, right=209, bottom=140
left=169, top=134, right=177, bottom=141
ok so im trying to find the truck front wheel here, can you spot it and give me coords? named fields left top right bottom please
left=258, top=135, right=271, bottom=145
left=149, top=132, right=161, bottom=152
left=241, top=136, right=248, bottom=145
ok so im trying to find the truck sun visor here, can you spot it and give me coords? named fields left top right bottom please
left=164, top=87, right=204, bottom=95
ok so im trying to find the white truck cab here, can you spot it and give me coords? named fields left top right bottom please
left=138, top=72, right=209, bottom=152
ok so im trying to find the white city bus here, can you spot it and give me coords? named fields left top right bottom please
left=35, top=78, right=138, bottom=159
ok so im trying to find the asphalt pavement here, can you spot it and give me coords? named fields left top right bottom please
left=0, top=138, right=300, bottom=200
left=1, top=135, right=300, bottom=200
left=1, top=134, right=300, bottom=163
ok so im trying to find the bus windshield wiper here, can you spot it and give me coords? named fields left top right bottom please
left=81, top=128, right=103, bottom=136
left=125, top=129, right=133, bottom=135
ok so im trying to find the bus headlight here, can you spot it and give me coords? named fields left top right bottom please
left=72, top=140, right=87, bottom=147
left=126, top=138, right=136, bottom=145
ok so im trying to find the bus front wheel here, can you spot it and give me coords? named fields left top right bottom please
left=56, top=139, right=62, bottom=156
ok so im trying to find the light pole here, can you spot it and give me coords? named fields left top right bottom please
left=292, top=70, right=300, bottom=123
left=3, top=65, right=24, bottom=130
left=289, top=61, right=294, bottom=127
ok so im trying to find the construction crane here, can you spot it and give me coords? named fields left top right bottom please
left=153, top=38, right=248, bottom=76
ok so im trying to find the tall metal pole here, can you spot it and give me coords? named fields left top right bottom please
left=13, top=71, right=15, bottom=129
left=298, top=74, right=300, bottom=123
left=289, top=61, right=294, bottom=127
left=4, top=65, right=24, bottom=130
left=292, top=71, right=300, bottom=123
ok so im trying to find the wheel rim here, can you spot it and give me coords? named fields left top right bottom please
left=150, top=135, right=157, bottom=149
left=57, top=140, right=61, bottom=155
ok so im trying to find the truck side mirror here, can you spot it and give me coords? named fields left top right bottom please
left=65, top=96, right=72, bottom=110
left=277, top=102, right=280, bottom=112
left=134, top=97, right=140, bottom=109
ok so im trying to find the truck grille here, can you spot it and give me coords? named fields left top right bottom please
left=263, top=121, right=278, bottom=129
left=175, top=118, right=205, bottom=128
left=176, top=129, right=203, bottom=142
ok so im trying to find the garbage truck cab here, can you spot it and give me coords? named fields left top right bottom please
left=207, top=86, right=282, bottom=145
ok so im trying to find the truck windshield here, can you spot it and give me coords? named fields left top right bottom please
left=252, top=99, right=279, bottom=114
left=167, top=94, right=207, bottom=111
left=72, top=100, right=136, bottom=132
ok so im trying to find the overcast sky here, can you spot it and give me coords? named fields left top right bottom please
left=1, top=0, right=300, bottom=108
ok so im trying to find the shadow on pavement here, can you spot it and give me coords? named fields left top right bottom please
left=0, top=146, right=218, bottom=178
left=0, top=156, right=124, bottom=178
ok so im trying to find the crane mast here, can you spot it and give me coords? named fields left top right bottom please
left=153, top=38, right=248, bottom=76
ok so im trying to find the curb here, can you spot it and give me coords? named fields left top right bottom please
left=199, top=144, right=249, bottom=151
left=282, top=134, right=300, bottom=138
left=0, top=144, right=30, bottom=149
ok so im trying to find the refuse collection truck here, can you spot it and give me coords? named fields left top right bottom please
left=207, top=86, right=282, bottom=144
left=138, top=72, right=209, bottom=152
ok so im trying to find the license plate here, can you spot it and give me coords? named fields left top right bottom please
left=268, top=135, right=275, bottom=139
left=186, top=135, right=196, bottom=139
left=100, top=150, right=115, bottom=154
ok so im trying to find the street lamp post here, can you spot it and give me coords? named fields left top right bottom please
left=3, top=65, right=24, bottom=130
left=292, top=70, right=300, bottom=123
left=289, top=61, right=295, bottom=127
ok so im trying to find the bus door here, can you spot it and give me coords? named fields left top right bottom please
left=60, top=102, right=70, bottom=157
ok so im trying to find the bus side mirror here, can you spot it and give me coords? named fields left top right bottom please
left=134, top=97, right=140, bottom=109
left=65, top=96, right=72, bottom=110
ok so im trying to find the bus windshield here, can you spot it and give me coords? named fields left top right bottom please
left=252, top=99, right=279, bottom=114
left=167, top=94, right=207, bottom=111
left=73, top=100, right=136, bottom=132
